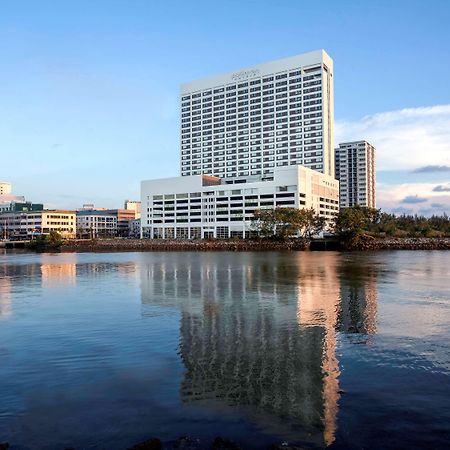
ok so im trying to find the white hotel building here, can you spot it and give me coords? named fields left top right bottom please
left=141, top=50, right=339, bottom=239
left=180, top=49, right=334, bottom=178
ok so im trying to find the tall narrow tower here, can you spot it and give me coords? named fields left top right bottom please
left=335, top=141, right=376, bottom=208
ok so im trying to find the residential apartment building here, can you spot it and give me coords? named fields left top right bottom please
left=141, top=165, right=338, bottom=239
left=180, top=49, right=334, bottom=179
left=0, top=210, right=76, bottom=239
left=76, top=211, right=117, bottom=238
left=335, top=141, right=376, bottom=208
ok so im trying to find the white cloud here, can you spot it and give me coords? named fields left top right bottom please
left=378, top=182, right=450, bottom=214
left=335, top=104, right=450, bottom=171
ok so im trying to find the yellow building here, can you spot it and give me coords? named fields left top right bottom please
left=24, top=210, right=76, bottom=239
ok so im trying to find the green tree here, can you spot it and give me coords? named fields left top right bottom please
left=333, top=206, right=380, bottom=245
left=296, top=208, right=327, bottom=239
left=251, top=207, right=326, bottom=240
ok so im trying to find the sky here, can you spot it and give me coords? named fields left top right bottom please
left=1, top=0, right=450, bottom=215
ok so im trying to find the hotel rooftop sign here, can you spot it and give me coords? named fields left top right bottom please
left=231, top=68, right=260, bottom=82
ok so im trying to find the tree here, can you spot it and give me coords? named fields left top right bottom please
left=27, top=230, right=63, bottom=250
left=296, top=208, right=327, bottom=239
left=333, top=206, right=381, bottom=248
left=251, top=207, right=326, bottom=240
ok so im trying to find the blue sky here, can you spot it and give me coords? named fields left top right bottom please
left=1, top=0, right=450, bottom=213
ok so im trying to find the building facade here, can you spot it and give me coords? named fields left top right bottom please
left=141, top=165, right=338, bottom=239
left=104, top=209, right=137, bottom=236
left=0, top=210, right=76, bottom=239
left=129, top=218, right=141, bottom=238
left=124, top=200, right=141, bottom=218
left=335, top=141, right=376, bottom=208
left=76, top=211, right=117, bottom=238
left=180, top=49, right=334, bottom=179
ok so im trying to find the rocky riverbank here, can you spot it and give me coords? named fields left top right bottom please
left=346, top=236, right=450, bottom=251
left=56, top=237, right=450, bottom=252
left=62, top=238, right=309, bottom=252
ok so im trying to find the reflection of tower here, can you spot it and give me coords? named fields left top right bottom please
left=295, top=253, right=341, bottom=446
left=40, top=254, right=77, bottom=288
left=139, top=253, right=346, bottom=446
left=338, top=258, right=378, bottom=336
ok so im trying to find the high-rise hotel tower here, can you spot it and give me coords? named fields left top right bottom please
left=180, top=50, right=334, bottom=179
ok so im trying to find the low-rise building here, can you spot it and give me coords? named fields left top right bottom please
left=0, top=211, right=25, bottom=238
left=76, top=211, right=117, bottom=238
left=105, top=209, right=137, bottom=237
left=25, top=210, right=76, bottom=239
left=141, top=165, right=339, bottom=239
left=124, top=200, right=141, bottom=218
left=0, top=210, right=76, bottom=239
left=76, top=205, right=138, bottom=237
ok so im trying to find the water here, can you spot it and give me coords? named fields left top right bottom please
left=0, top=250, right=449, bottom=450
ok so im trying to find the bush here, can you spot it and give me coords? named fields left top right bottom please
left=27, top=231, right=63, bottom=250
left=333, top=207, right=450, bottom=244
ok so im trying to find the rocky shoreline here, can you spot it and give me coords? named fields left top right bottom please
left=58, top=237, right=450, bottom=253
left=62, top=238, right=309, bottom=252
left=346, top=236, right=450, bottom=251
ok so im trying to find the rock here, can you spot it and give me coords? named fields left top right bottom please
left=212, top=437, right=241, bottom=450
left=174, top=436, right=203, bottom=449
left=128, top=437, right=163, bottom=450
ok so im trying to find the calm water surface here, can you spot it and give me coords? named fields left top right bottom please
left=0, top=251, right=449, bottom=449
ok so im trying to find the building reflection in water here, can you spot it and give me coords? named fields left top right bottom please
left=0, top=276, right=12, bottom=318
left=40, top=254, right=77, bottom=288
left=0, top=257, right=42, bottom=319
left=338, top=257, right=378, bottom=336
left=139, top=252, right=378, bottom=447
